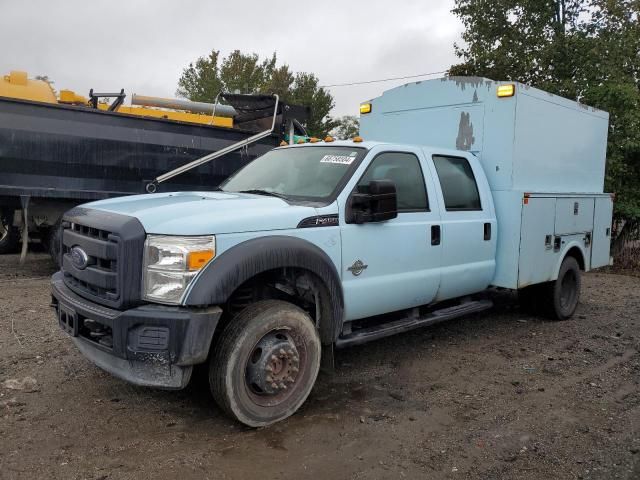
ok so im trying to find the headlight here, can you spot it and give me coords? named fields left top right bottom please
left=142, top=235, right=215, bottom=304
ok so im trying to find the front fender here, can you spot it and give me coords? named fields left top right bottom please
left=183, top=235, right=344, bottom=341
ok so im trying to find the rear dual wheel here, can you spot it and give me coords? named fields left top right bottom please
left=209, top=300, right=321, bottom=427
left=519, top=256, right=581, bottom=320
left=550, top=256, right=581, bottom=320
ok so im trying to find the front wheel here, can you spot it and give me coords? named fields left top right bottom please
left=209, top=300, right=321, bottom=427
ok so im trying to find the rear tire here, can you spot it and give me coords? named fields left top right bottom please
left=209, top=300, right=321, bottom=427
left=0, top=210, right=20, bottom=254
left=529, top=256, right=581, bottom=320
left=549, top=256, right=581, bottom=320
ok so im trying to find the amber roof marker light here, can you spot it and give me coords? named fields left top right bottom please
left=497, top=84, right=516, bottom=98
left=360, top=103, right=372, bottom=114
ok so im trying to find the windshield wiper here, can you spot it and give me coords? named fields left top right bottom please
left=237, top=189, right=289, bottom=200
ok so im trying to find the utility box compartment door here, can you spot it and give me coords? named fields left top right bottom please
left=554, top=198, right=595, bottom=235
left=591, top=196, right=613, bottom=268
left=518, top=197, right=557, bottom=287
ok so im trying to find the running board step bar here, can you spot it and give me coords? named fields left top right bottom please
left=335, top=299, right=493, bottom=348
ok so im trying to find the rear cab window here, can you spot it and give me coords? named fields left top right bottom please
left=432, top=155, right=482, bottom=211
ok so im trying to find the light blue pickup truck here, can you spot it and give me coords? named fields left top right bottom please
left=51, top=78, right=613, bottom=426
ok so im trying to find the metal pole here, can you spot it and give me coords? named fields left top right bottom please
left=146, top=94, right=280, bottom=193
left=288, top=120, right=295, bottom=145
left=131, top=94, right=237, bottom=118
left=19, top=196, right=29, bottom=265
left=210, top=92, right=221, bottom=126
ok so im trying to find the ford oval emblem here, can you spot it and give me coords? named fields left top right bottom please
left=70, top=246, right=89, bottom=270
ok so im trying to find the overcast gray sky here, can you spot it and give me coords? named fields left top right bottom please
left=0, top=0, right=462, bottom=117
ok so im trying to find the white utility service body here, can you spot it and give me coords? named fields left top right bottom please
left=360, top=77, right=613, bottom=289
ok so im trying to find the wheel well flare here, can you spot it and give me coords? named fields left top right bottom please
left=184, top=236, right=344, bottom=343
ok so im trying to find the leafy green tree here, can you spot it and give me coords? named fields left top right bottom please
left=578, top=1, right=640, bottom=251
left=450, top=0, right=586, bottom=96
left=176, top=50, right=335, bottom=137
left=331, top=115, right=360, bottom=139
left=220, top=51, right=276, bottom=94
left=262, top=65, right=295, bottom=99
left=176, top=50, right=223, bottom=102
left=289, top=72, right=336, bottom=137
left=451, top=0, right=640, bottom=248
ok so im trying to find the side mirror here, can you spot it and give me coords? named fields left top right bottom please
left=347, top=179, right=398, bottom=224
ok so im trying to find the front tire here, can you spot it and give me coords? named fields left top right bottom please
left=209, top=300, right=321, bottom=427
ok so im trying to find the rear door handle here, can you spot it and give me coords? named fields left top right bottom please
left=431, top=225, right=441, bottom=246
left=484, top=223, right=492, bottom=241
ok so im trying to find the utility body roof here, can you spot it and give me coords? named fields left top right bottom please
left=360, top=76, right=609, bottom=194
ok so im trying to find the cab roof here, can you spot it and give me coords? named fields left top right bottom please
left=277, top=140, right=474, bottom=159
left=279, top=140, right=384, bottom=150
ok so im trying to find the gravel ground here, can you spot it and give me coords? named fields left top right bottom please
left=1, top=253, right=639, bottom=480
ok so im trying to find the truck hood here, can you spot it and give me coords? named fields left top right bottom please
left=84, top=191, right=319, bottom=235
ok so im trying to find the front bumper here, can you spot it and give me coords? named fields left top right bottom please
left=51, top=271, right=222, bottom=389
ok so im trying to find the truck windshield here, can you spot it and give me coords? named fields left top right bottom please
left=221, top=146, right=366, bottom=202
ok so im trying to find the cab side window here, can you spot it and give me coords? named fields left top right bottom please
left=432, top=155, right=482, bottom=211
left=357, top=152, right=428, bottom=212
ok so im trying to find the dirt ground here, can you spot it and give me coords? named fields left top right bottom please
left=1, top=253, right=639, bottom=480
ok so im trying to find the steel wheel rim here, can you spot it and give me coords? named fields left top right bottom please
left=244, top=327, right=309, bottom=408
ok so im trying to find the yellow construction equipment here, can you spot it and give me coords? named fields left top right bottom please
left=0, top=71, right=57, bottom=103
left=0, top=70, right=233, bottom=128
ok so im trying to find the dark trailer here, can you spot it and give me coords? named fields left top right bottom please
left=0, top=92, right=307, bottom=258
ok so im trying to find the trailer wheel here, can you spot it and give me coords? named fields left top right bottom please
left=0, top=210, right=20, bottom=254
left=209, top=300, right=321, bottom=427
left=46, top=222, right=62, bottom=265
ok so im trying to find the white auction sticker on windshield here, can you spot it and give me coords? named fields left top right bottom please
left=320, top=154, right=356, bottom=165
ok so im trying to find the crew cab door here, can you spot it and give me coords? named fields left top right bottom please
left=426, top=151, right=497, bottom=301
left=339, top=147, right=442, bottom=321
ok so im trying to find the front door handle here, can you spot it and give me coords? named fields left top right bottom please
left=431, top=225, right=441, bottom=246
